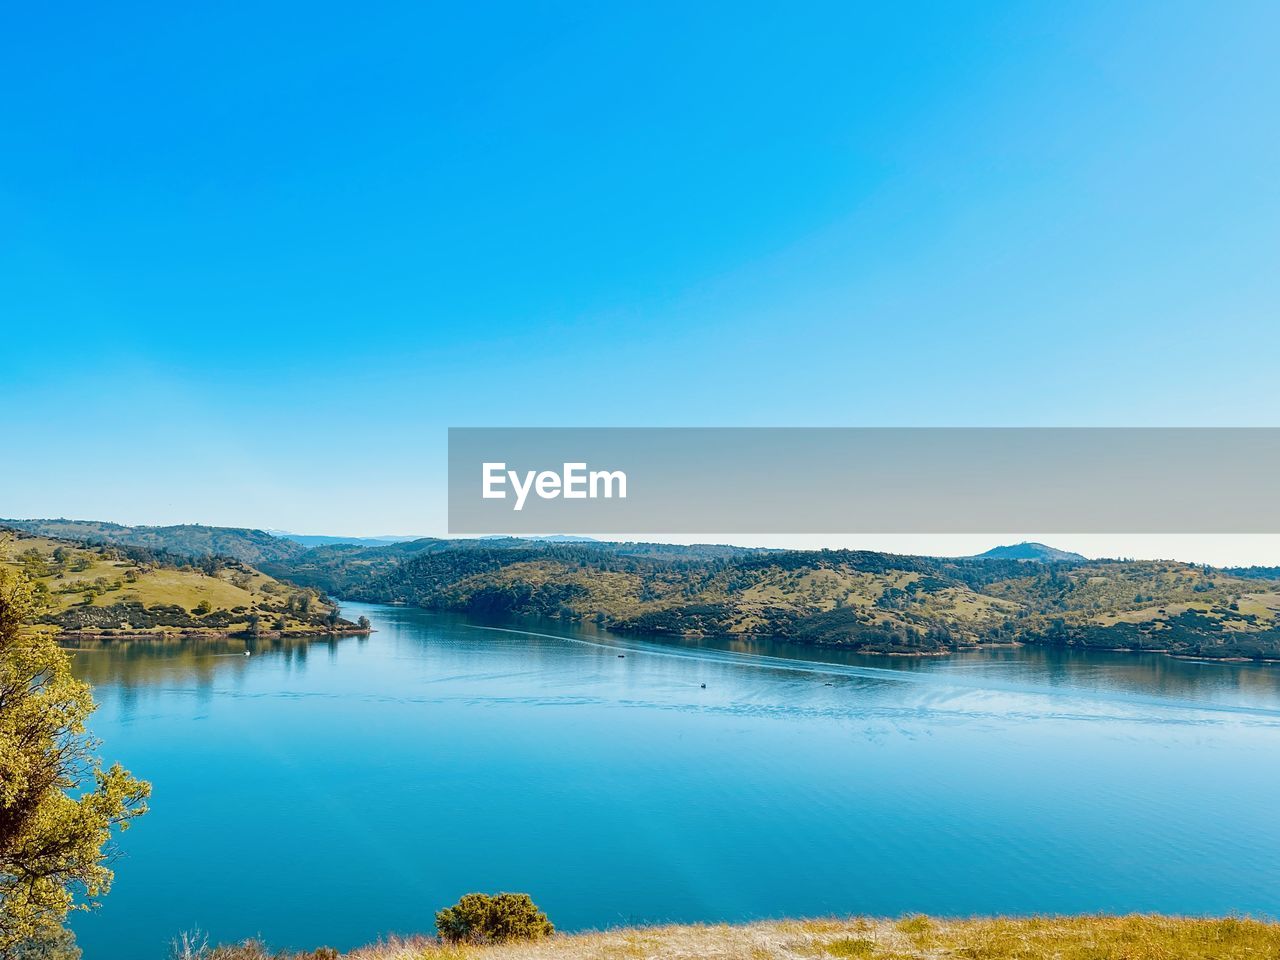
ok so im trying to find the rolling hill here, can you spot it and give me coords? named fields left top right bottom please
left=0, top=518, right=306, bottom=565
left=270, top=538, right=1280, bottom=660
left=0, top=528, right=361, bottom=639
left=11, top=520, right=1279, bottom=660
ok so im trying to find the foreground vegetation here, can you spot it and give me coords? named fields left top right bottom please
left=190, top=915, right=1280, bottom=959
left=0, top=567, right=149, bottom=952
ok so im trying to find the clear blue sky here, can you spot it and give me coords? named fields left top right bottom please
left=2, top=2, right=1278, bottom=555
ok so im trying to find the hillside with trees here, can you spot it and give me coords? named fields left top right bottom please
left=9, top=520, right=1278, bottom=660
left=0, top=529, right=363, bottom=640
left=0, top=519, right=306, bottom=566
left=273, top=539, right=1280, bottom=660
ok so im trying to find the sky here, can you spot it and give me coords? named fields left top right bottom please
left=2, top=2, right=1278, bottom=563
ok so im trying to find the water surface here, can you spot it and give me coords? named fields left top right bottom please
left=70, top=603, right=1280, bottom=957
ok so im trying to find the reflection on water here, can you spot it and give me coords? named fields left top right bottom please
left=66, top=633, right=359, bottom=687
left=70, top=604, right=1280, bottom=959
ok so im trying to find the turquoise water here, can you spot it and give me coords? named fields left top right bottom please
left=69, top=602, right=1280, bottom=957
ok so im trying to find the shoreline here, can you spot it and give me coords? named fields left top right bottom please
left=52, top=626, right=374, bottom=642
left=582, top=619, right=1280, bottom=664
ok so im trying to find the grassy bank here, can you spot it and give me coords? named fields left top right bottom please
left=0, top=530, right=361, bottom=638
left=203, top=915, right=1280, bottom=959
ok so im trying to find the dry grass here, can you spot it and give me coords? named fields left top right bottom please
left=340, top=915, right=1280, bottom=960
left=0, top=532, right=334, bottom=635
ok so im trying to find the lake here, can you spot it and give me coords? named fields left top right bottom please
left=68, top=601, right=1280, bottom=957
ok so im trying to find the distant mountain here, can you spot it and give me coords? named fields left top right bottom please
left=972, top=542, right=1087, bottom=563
left=269, top=532, right=422, bottom=548
left=0, top=519, right=306, bottom=565
left=480, top=534, right=600, bottom=543
left=269, top=532, right=598, bottom=548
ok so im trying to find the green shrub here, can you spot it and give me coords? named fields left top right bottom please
left=435, top=892, right=554, bottom=945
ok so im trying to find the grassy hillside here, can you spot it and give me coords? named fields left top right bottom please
left=201, top=915, right=1280, bottom=959
left=0, top=518, right=305, bottom=565
left=274, top=540, right=1280, bottom=660
left=265, top=538, right=759, bottom=595
left=11, top=520, right=1279, bottom=659
left=0, top=529, right=359, bottom=638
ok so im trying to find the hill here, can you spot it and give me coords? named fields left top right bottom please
left=973, top=541, right=1088, bottom=562
left=263, top=538, right=760, bottom=596
left=0, top=528, right=362, bottom=640
left=0, top=518, right=306, bottom=565
left=270, top=538, right=1280, bottom=660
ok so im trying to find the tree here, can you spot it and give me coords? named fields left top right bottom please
left=435, top=893, right=553, bottom=945
left=12, top=923, right=80, bottom=959
left=0, top=567, right=150, bottom=950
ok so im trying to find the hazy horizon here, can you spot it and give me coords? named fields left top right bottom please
left=8, top=514, right=1280, bottom=567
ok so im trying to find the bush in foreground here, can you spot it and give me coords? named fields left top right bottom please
left=434, top=893, right=554, bottom=945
